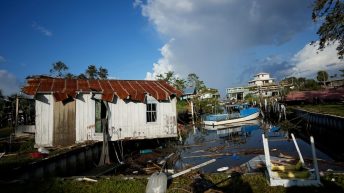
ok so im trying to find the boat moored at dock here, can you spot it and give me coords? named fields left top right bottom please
left=203, top=104, right=260, bottom=127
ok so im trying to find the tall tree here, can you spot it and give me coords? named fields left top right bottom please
left=77, top=73, right=87, bottom=79
left=98, top=67, right=108, bottom=80
left=317, top=70, right=329, bottom=86
left=187, top=73, right=205, bottom=91
left=156, top=71, right=186, bottom=91
left=50, top=61, right=68, bottom=77
left=156, top=71, right=175, bottom=83
left=86, top=65, right=98, bottom=79
left=312, top=0, right=344, bottom=59
left=65, top=73, right=75, bottom=79
left=174, top=78, right=186, bottom=91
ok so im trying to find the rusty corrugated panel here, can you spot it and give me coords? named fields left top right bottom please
left=65, top=79, right=77, bottom=98
left=77, top=79, right=90, bottom=92
left=155, top=81, right=173, bottom=96
left=119, top=81, right=138, bottom=100
left=150, top=81, right=169, bottom=100
left=129, top=81, right=146, bottom=102
left=158, top=80, right=183, bottom=96
left=22, top=78, right=41, bottom=95
left=99, top=80, right=114, bottom=102
left=102, top=93, right=114, bottom=102
left=99, top=80, right=113, bottom=92
left=37, top=78, right=53, bottom=92
left=138, top=81, right=159, bottom=100
left=52, top=79, right=66, bottom=93
left=89, top=80, right=102, bottom=91
left=108, top=80, right=129, bottom=99
left=53, top=92, right=68, bottom=102
left=22, top=78, right=181, bottom=102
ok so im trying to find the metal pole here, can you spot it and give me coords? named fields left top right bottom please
left=15, top=95, right=19, bottom=135
left=310, top=136, right=321, bottom=182
left=291, top=133, right=305, bottom=165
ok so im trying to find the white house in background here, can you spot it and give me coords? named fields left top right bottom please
left=226, top=72, right=279, bottom=100
left=226, top=87, right=250, bottom=100
left=199, top=88, right=220, bottom=100
left=22, top=76, right=182, bottom=147
left=180, top=87, right=197, bottom=100
left=248, top=72, right=275, bottom=86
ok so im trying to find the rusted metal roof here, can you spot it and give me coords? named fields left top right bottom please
left=22, top=77, right=182, bottom=102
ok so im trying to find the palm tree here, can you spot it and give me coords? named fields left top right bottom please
left=50, top=61, right=68, bottom=77
left=98, top=67, right=108, bottom=80
left=65, top=73, right=75, bottom=79
left=77, top=73, right=87, bottom=79
left=86, top=65, right=98, bottom=79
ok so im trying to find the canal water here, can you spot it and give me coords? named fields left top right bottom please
left=175, top=119, right=344, bottom=173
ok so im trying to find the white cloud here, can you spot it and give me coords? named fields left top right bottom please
left=145, top=41, right=174, bottom=80
left=290, top=42, right=344, bottom=77
left=137, top=0, right=313, bottom=92
left=0, top=70, right=20, bottom=96
left=0, top=56, right=6, bottom=64
left=32, top=22, right=53, bottom=37
left=240, top=42, right=344, bottom=82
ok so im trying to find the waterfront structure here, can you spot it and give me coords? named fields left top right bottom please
left=199, top=88, right=220, bottom=100
left=324, top=77, right=344, bottom=88
left=226, top=72, right=279, bottom=100
left=22, top=76, right=182, bottom=147
left=226, top=87, right=250, bottom=101
left=180, top=87, right=197, bottom=100
left=248, top=72, right=275, bottom=86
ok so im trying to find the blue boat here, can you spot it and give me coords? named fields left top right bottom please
left=203, top=104, right=260, bottom=128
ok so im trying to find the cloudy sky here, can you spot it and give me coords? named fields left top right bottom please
left=0, top=0, right=343, bottom=96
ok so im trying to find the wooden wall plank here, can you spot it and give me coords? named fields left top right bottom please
left=53, top=99, right=76, bottom=146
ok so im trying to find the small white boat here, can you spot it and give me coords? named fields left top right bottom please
left=203, top=104, right=260, bottom=127
left=204, top=119, right=261, bottom=130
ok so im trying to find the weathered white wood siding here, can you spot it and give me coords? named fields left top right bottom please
left=35, top=94, right=54, bottom=147
left=41, top=93, right=177, bottom=144
left=75, top=94, right=95, bottom=143
left=106, top=95, right=178, bottom=141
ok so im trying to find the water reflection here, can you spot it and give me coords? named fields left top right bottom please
left=175, top=119, right=343, bottom=173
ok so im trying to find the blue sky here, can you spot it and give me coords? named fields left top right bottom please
left=0, top=0, right=343, bottom=96
left=0, top=0, right=163, bottom=95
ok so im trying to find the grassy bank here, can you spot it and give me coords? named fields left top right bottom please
left=290, top=104, right=344, bottom=117
left=2, top=172, right=344, bottom=193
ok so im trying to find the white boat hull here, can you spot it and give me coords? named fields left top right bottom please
left=204, top=119, right=260, bottom=130
left=203, top=111, right=260, bottom=126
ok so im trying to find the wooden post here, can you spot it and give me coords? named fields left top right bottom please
left=98, top=118, right=111, bottom=166
left=191, top=100, right=195, bottom=125
left=168, top=159, right=216, bottom=179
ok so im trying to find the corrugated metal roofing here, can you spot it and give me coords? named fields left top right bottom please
left=22, top=77, right=182, bottom=102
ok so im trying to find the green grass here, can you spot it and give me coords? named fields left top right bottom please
left=2, top=173, right=344, bottom=193
left=177, top=100, right=189, bottom=113
left=292, top=104, right=344, bottom=117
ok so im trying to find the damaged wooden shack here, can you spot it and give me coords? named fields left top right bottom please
left=22, top=76, right=182, bottom=147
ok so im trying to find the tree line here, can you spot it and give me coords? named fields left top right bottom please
left=281, top=69, right=344, bottom=91
left=155, top=71, right=206, bottom=92
left=49, top=61, right=109, bottom=80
